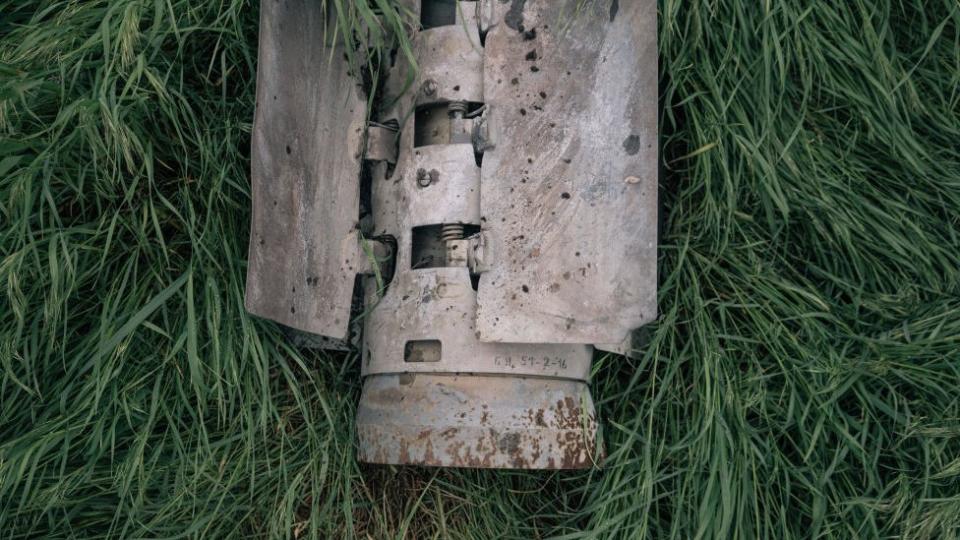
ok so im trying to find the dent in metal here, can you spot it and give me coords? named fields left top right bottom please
left=356, top=4, right=603, bottom=468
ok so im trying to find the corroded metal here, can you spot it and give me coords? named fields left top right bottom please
left=245, top=0, right=657, bottom=469
left=357, top=374, right=601, bottom=469
left=355, top=1, right=601, bottom=468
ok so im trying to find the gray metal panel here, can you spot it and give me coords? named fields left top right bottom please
left=245, top=0, right=366, bottom=339
left=476, top=0, right=657, bottom=345
left=362, top=269, right=593, bottom=379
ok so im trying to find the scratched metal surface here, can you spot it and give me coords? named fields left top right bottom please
left=356, top=373, right=602, bottom=469
left=476, top=0, right=658, bottom=345
left=361, top=268, right=593, bottom=379
left=365, top=100, right=592, bottom=380
left=355, top=5, right=600, bottom=468
left=244, top=0, right=367, bottom=339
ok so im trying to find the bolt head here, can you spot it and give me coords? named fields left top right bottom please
left=416, top=168, right=431, bottom=187
left=421, top=79, right=438, bottom=96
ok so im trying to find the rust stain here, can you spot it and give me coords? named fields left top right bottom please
left=357, top=378, right=601, bottom=469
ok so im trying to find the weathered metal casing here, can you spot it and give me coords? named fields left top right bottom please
left=476, top=0, right=658, bottom=348
left=245, top=0, right=368, bottom=342
left=356, top=374, right=599, bottom=468
left=245, top=0, right=657, bottom=469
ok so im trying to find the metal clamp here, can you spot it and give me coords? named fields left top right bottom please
left=365, top=122, right=399, bottom=164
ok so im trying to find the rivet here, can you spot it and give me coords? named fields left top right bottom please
left=421, top=79, right=438, bottom=96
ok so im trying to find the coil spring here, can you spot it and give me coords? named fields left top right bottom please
left=447, top=101, right=468, bottom=116
left=380, top=118, right=400, bottom=131
left=441, top=223, right=464, bottom=242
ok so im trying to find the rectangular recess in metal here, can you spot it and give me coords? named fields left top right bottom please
left=404, top=340, right=442, bottom=362
left=475, top=0, right=658, bottom=345
left=244, top=0, right=367, bottom=339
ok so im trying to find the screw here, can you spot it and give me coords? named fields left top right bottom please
left=421, top=79, right=438, bottom=96
left=416, top=168, right=431, bottom=187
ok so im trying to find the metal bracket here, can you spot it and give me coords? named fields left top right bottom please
left=470, top=104, right=494, bottom=153
left=466, top=231, right=490, bottom=274
left=365, top=122, right=399, bottom=164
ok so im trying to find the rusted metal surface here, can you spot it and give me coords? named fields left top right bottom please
left=245, top=0, right=367, bottom=340
left=245, top=0, right=658, bottom=469
left=475, top=0, right=658, bottom=346
left=356, top=374, right=602, bottom=468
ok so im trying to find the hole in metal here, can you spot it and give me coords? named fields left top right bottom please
left=414, top=102, right=485, bottom=148
left=412, top=224, right=480, bottom=269
left=420, top=0, right=457, bottom=29
left=414, top=104, right=449, bottom=147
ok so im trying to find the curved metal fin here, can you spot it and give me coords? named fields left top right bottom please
left=245, top=0, right=367, bottom=340
left=476, top=0, right=657, bottom=345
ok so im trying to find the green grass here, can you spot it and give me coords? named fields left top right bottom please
left=2, top=0, right=960, bottom=537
